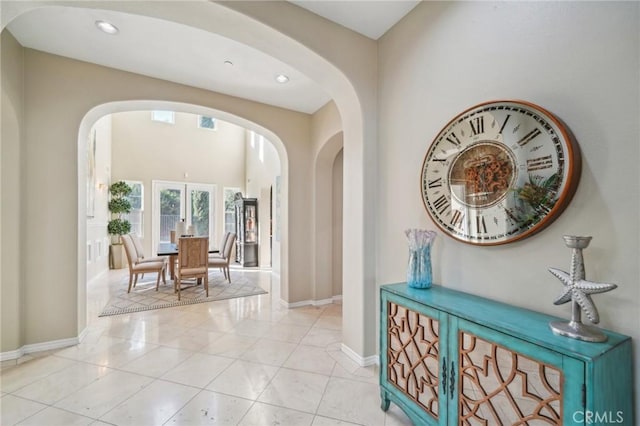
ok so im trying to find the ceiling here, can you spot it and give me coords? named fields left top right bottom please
left=291, top=1, right=419, bottom=40
left=5, top=1, right=419, bottom=114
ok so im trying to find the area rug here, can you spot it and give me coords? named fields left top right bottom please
left=99, top=272, right=267, bottom=317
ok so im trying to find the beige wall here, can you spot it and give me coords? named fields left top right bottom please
left=0, top=47, right=319, bottom=355
left=310, top=101, right=344, bottom=304
left=111, top=111, right=247, bottom=258
left=224, top=2, right=379, bottom=357
left=1, top=0, right=378, bottom=370
left=378, top=1, right=640, bottom=408
left=1, top=31, right=24, bottom=353
left=5, top=6, right=636, bottom=408
left=332, top=149, right=343, bottom=297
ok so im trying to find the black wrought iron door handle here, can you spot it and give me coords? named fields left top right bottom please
left=441, top=357, right=447, bottom=394
left=449, top=361, right=455, bottom=399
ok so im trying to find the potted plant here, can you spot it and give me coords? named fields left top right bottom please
left=107, top=181, right=132, bottom=269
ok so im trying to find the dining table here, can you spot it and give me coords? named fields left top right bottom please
left=157, top=242, right=219, bottom=280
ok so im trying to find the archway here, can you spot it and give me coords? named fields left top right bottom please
left=313, top=132, right=344, bottom=303
left=2, top=1, right=377, bottom=363
left=77, top=101, right=289, bottom=327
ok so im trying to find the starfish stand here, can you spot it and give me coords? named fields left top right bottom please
left=549, top=236, right=617, bottom=343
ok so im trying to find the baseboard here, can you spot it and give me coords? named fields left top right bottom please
left=280, top=297, right=336, bottom=308
left=0, top=348, right=24, bottom=362
left=0, top=335, right=81, bottom=362
left=341, top=343, right=379, bottom=367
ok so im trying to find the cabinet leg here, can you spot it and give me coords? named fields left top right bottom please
left=380, top=390, right=390, bottom=411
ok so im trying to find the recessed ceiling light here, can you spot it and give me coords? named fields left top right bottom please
left=224, top=60, right=234, bottom=67
left=275, top=74, right=289, bottom=84
left=95, top=20, right=119, bottom=35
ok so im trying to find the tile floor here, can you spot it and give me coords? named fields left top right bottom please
left=1, top=268, right=412, bottom=425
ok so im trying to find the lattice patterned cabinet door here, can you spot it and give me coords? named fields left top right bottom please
left=455, top=318, right=584, bottom=426
left=384, top=300, right=444, bottom=423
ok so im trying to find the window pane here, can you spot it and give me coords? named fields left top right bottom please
left=190, top=189, right=210, bottom=237
left=126, top=182, right=143, bottom=210
left=152, top=110, right=174, bottom=124
left=225, top=212, right=236, bottom=233
left=160, top=189, right=182, bottom=241
left=224, top=188, right=240, bottom=237
left=124, top=181, right=143, bottom=236
left=124, top=211, right=143, bottom=237
left=199, top=115, right=216, bottom=130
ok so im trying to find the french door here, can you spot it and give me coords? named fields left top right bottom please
left=152, top=181, right=215, bottom=249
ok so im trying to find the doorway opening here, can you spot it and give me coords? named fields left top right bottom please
left=152, top=181, right=216, bottom=250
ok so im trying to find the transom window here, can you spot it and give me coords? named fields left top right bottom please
left=151, top=110, right=175, bottom=124
left=198, top=115, right=217, bottom=130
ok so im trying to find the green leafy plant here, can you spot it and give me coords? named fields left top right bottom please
left=107, top=218, right=131, bottom=236
left=108, top=181, right=132, bottom=243
left=514, top=173, right=559, bottom=224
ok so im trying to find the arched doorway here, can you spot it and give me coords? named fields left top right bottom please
left=2, top=1, right=377, bottom=364
left=78, top=101, right=289, bottom=325
left=313, top=132, right=344, bottom=303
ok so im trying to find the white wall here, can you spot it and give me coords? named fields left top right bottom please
left=110, top=111, right=247, bottom=258
left=85, top=115, right=111, bottom=281
left=245, top=131, right=282, bottom=268
left=378, top=0, right=639, bottom=410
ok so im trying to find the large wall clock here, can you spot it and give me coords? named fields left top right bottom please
left=420, top=100, right=581, bottom=246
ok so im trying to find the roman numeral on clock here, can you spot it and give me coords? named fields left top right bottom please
left=517, top=128, right=542, bottom=147
left=427, top=177, right=443, bottom=189
left=469, top=116, right=485, bottom=136
left=432, top=195, right=450, bottom=215
left=445, top=132, right=462, bottom=147
left=498, top=114, right=511, bottom=135
left=451, top=209, right=464, bottom=228
left=527, top=155, right=553, bottom=171
left=475, top=215, right=487, bottom=234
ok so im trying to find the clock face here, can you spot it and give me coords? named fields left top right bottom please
left=421, top=100, right=581, bottom=246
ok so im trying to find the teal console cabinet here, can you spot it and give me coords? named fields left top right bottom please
left=380, top=284, right=633, bottom=425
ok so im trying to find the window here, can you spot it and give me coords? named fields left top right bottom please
left=198, top=115, right=217, bottom=130
left=224, top=187, right=240, bottom=234
left=152, top=181, right=216, bottom=249
left=151, top=110, right=174, bottom=124
left=124, top=181, right=144, bottom=237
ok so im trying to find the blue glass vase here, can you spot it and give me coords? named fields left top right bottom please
left=407, top=245, right=433, bottom=289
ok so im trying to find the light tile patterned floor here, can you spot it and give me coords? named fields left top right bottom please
left=1, top=268, right=412, bottom=425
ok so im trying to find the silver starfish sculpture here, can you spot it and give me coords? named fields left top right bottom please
left=549, top=236, right=617, bottom=342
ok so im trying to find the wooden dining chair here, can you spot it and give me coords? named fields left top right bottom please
left=209, top=231, right=230, bottom=261
left=129, top=233, right=168, bottom=280
left=208, top=233, right=236, bottom=283
left=121, top=234, right=167, bottom=293
left=130, top=233, right=167, bottom=265
left=175, top=236, right=209, bottom=300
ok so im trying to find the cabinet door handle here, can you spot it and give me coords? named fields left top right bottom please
left=441, top=357, right=447, bottom=394
left=449, top=361, right=455, bottom=399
